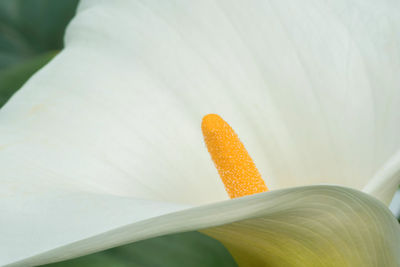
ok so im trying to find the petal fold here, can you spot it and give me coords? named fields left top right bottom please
left=3, top=186, right=400, bottom=267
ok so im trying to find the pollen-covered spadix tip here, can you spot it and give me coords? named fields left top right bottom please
left=201, top=114, right=268, bottom=199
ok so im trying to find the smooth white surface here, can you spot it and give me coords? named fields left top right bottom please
left=5, top=186, right=400, bottom=267
left=1, top=0, right=400, bottom=265
left=389, top=189, right=400, bottom=218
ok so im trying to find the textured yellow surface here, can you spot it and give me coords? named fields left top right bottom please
left=202, top=114, right=268, bottom=198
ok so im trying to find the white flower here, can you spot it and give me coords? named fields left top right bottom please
left=1, top=0, right=400, bottom=266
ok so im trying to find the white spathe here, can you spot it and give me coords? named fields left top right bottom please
left=4, top=186, right=400, bottom=266
left=1, top=0, right=400, bottom=266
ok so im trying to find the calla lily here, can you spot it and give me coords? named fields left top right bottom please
left=1, top=0, right=400, bottom=266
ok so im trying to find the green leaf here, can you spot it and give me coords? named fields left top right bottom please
left=41, top=232, right=237, bottom=267
left=0, top=0, right=79, bottom=69
left=0, top=50, right=56, bottom=107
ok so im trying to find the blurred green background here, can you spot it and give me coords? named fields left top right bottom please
left=0, top=1, right=236, bottom=266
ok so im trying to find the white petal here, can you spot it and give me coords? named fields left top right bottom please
left=364, top=150, right=400, bottom=204
left=389, top=189, right=400, bottom=218
left=3, top=186, right=399, bottom=266
left=1, top=0, right=400, bottom=203
left=2, top=1, right=400, bottom=265
left=204, top=186, right=400, bottom=266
